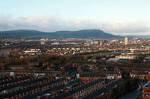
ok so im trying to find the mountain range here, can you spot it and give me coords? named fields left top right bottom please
left=0, top=29, right=122, bottom=39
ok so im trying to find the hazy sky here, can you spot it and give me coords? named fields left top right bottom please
left=0, top=0, right=150, bottom=35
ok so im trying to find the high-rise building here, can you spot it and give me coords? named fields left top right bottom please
left=124, top=37, right=128, bottom=45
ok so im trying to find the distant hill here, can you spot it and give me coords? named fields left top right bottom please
left=0, top=29, right=121, bottom=39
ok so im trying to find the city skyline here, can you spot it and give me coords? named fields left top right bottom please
left=0, top=0, right=150, bottom=35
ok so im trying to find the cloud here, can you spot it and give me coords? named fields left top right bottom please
left=0, top=16, right=67, bottom=31
left=0, top=15, right=150, bottom=35
left=101, top=21, right=150, bottom=35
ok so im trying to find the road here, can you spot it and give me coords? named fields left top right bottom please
left=119, top=89, right=141, bottom=99
left=119, top=81, right=146, bottom=99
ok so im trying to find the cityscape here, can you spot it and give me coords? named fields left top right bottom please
left=0, top=0, right=150, bottom=99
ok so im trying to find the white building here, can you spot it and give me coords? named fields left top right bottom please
left=24, top=49, right=41, bottom=55
left=124, top=37, right=128, bottom=45
left=40, top=38, right=48, bottom=45
left=116, top=53, right=138, bottom=60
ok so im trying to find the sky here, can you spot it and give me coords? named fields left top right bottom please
left=0, top=0, right=150, bottom=35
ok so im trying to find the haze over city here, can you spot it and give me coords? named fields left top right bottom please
left=0, top=0, right=150, bottom=35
